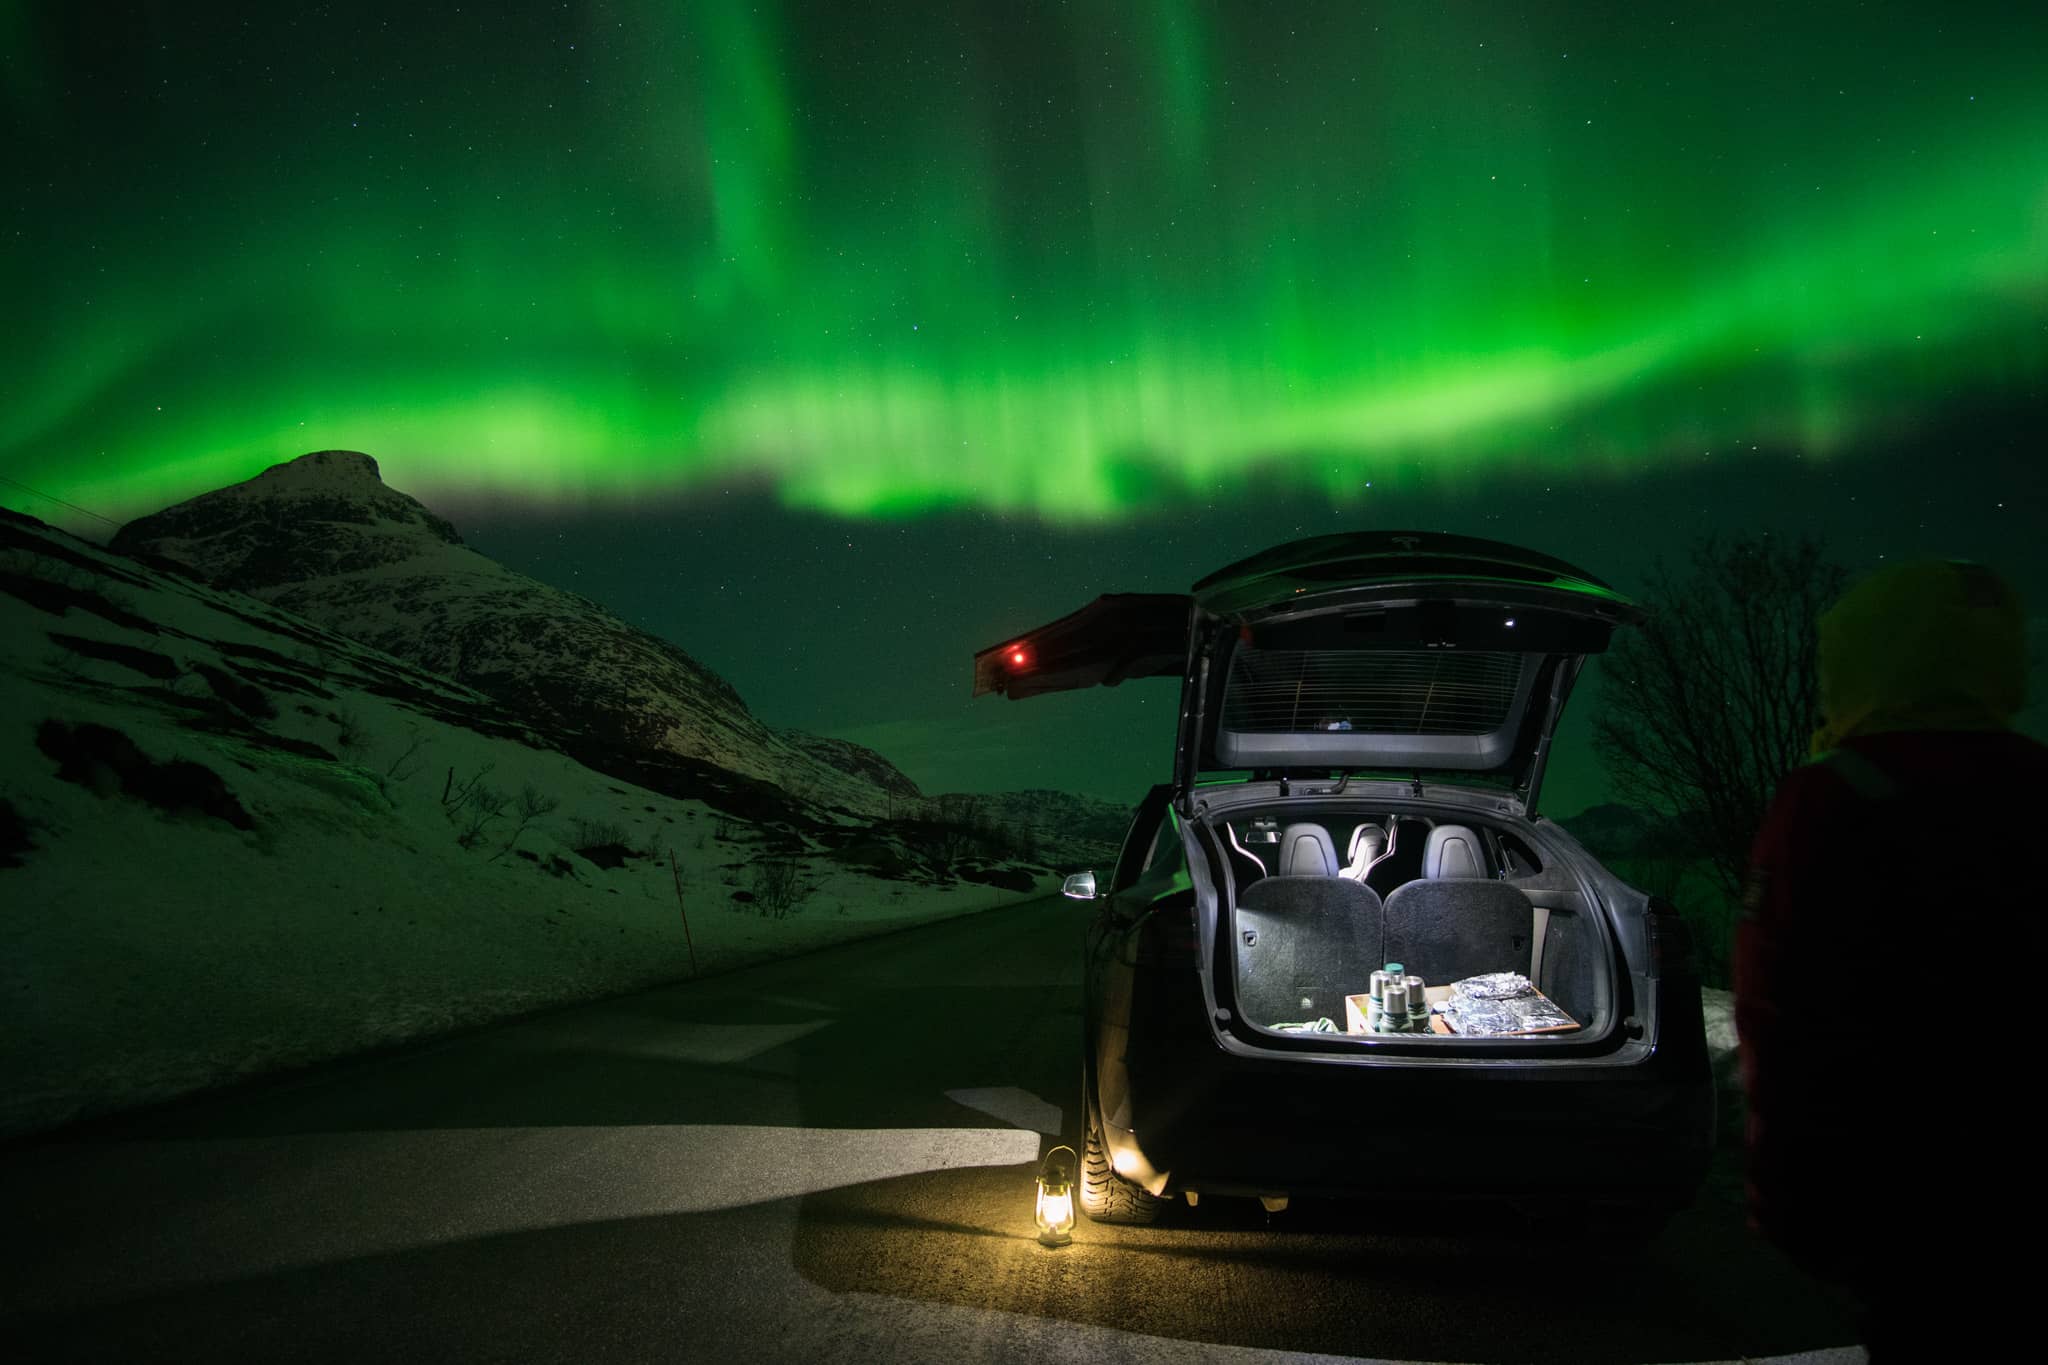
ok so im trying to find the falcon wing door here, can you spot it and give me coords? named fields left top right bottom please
left=972, top=593, right=1192, bottom=700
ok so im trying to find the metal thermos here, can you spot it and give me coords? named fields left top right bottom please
left=1380, top=979, right=1410, bottom=1031
left=1406, top=974, right=1428, bottom=1026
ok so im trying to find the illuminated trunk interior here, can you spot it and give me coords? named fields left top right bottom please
left=1216, top=808, right=1616, bottom=1043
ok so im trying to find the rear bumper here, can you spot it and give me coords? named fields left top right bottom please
left=1105, top=1015, right=1713, bottom=1207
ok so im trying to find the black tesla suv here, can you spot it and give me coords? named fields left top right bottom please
left=973, top=531, right=1713, bottom=1227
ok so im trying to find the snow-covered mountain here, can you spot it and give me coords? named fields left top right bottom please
left=2, top=503, right=1074, bottom=1135
left=111, top=451, right=925, bottom=818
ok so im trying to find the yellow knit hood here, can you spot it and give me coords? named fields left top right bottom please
left=1810, top=558, right=2027, bottom=757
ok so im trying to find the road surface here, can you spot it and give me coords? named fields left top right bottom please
left=1, top=896, right=1863, bottom=1363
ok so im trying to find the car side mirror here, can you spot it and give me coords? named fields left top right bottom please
left=1061, top=871, right=1100, bottom=900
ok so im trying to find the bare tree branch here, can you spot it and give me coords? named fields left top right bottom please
left=1592, top=532, right=1849, bottom=903
left=489, top=782, right=561, bottom=862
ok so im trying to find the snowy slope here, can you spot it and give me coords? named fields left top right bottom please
left=109, top=451, right=918, bottom=818
left=0, top=507, right=1061, bottom=1137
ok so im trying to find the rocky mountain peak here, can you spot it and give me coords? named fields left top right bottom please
left=110, top=452, right=927, bottom=817
left=251, top=449, right=387, bottom=488
left=110, top=451, right=464, bottom=590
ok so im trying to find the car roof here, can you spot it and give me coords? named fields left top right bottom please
left=1190, top=530, right=1634, bottom=620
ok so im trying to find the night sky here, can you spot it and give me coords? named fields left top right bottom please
left=5, top=1, right=2043, bottom=812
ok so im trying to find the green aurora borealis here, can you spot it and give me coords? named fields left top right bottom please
left=5, top=1, right=2046, bottom=810
left=5, top=0, right=2045, bottom=523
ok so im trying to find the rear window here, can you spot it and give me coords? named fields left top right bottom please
left=1220, top=648, right=1525, bottom=736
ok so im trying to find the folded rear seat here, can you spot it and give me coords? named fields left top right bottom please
left=1237, top=823, right=1384, bottom=1024
left=1381, top=824, right=1534, bottom=986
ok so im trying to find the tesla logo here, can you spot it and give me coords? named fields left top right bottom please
left=1393, top=535, right=1422, bottom=550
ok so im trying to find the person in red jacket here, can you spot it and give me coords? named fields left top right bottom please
left=1736, top=558, right=2047, bottom=1359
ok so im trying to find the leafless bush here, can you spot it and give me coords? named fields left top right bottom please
left=454, top=782, right=509, bottom=848
left=750, top=855, right=808, bottom=918
left=489, top=783, right=561, bottom=861
left=384, top=725, right=432, bottom=781
left=442, top=762, right=505, bottom=846
left=442, top=762, right=497, bottom=811
left=571, top=816, right=629, bottom=847
left=916, top=793, right=1005, bottom=865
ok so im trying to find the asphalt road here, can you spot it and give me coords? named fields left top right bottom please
left=1, top=897, right=1863, bottom=1364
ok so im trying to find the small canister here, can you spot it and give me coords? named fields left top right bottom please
left=1368, top=969, right=1391, bottom=1003
left=1380, top=979, right=1410, bottom=1031
left=1405, top=975, right=1428, bottom=1026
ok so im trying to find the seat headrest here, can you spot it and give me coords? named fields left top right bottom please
left=1277, top=823, right=1339, bottom=877
left=1340, top=822, right=1389, bottom=881
left=1422, top=824, right=1486, bottom=879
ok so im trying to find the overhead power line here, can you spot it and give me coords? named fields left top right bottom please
left=0, top=474, right=122, bottom=528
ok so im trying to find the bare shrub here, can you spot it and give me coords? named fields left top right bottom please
left=455, top=787, right=506, bottom=848
left=750, top=855, right=808, bottom=918
left=910, top=792, right=1009, bottom=866
left=446, top=768, right=508, bottom=849
left=384, top=725, right=432, bottom=781
left=442, top=762, right=496, bottom=810
left=571, top=816, right=629, bottom=848
left=489, top=783, right=560, bottom=861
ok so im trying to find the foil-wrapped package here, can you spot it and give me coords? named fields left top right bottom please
left=1452, top=971, right=1536, bottom=1001
left=1443, top=974, right=1580, bottom=1035
left=1443, top=996, right=1519, bottom=1035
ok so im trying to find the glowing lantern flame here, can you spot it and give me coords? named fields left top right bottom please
left=1034, top=1145, right=1077, bottom=1246
left=1010, top=648, right=1027, bottom=666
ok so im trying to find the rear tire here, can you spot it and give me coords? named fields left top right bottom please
left=1080, top=1098, right=1165, bottom=1225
